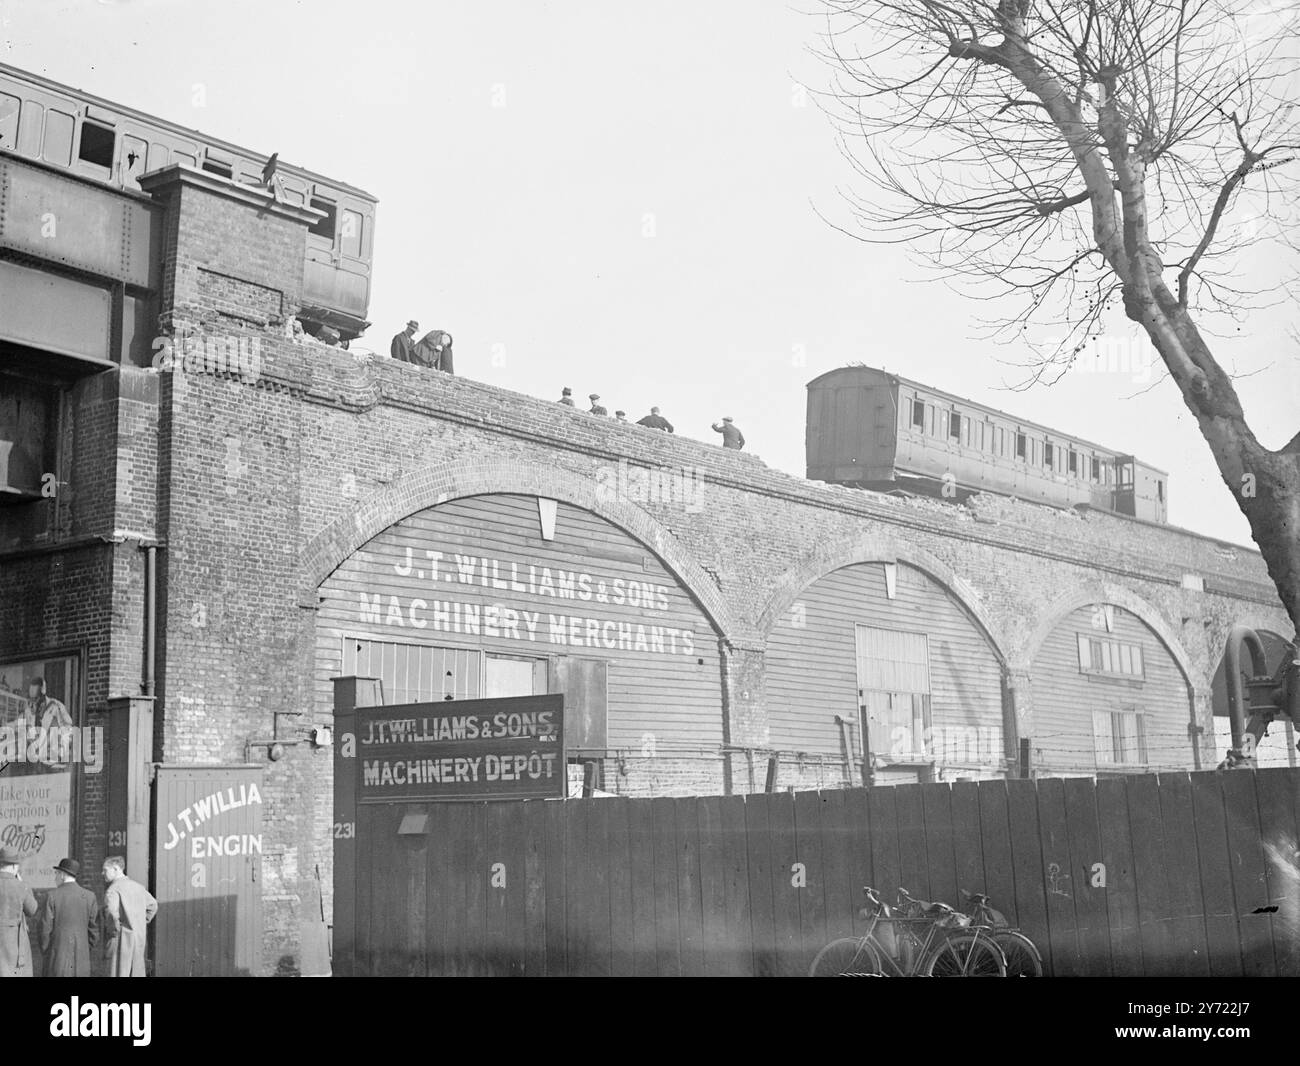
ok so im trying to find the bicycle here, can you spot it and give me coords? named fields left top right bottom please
left=960, top=890, right=1045, bottom=978
left=808, top=886, right=1007, bottom=977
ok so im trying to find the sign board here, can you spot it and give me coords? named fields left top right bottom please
left=350, top=694, right=565, bottom=803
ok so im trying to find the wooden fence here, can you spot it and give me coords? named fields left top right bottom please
left=336, top=768, right=1300, bottom=976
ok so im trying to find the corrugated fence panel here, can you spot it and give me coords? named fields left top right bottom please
left=1062, top=776, right=1111, bottom=976
left=1254, top=768, right=1300, bottom=977
left=342, top=769, right=1297, bottom=977
left=1220, top=771, right=1275, bottom=977
left=1094, top=776, right=1142, bottom=977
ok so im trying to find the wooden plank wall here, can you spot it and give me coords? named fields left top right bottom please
left=351, top=768, right=1300, bottom=977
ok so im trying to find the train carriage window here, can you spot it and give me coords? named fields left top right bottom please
left=1156, top=480, right=1164, bottom=502
left=1091, top=456, right=1100, bottom=480
left=1015, top=432, right=1026, bottom=460
left=1068, top=450, right=1078, bottom=475
left=309, top=197, right=337, bottom=239
left=910, top=399, right=925, bottom=430
left=340, top=208, right=364, bottom=258
left=200, top=157, right=233, bottom=178
left=78, top=120, right=115, bottom=168
left=949, top=411, right=961, bottom=441
left=0, top=93, right=19, bottom=150
left=1044, top=442, right=1054, bottom=468
left=43, top=109, right=75, bottom=166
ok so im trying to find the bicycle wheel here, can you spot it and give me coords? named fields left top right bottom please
left=808, top=937, right=885, bottom=977
left=921, top=932, right=1006, bottom=977
left=994, top=930, right=1044, bottom=977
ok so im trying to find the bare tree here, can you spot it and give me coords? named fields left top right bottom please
left=813, top=0, right=1300, bottom=637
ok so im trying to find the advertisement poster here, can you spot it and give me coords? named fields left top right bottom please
left=0, top=653, right=78, bottom=890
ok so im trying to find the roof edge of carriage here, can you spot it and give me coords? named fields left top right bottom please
left=0, top=60, right=378, bottom=203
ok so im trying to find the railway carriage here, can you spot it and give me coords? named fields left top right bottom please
left=807, top=365, right=1168, bottom=523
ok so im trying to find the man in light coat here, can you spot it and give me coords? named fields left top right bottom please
left=102, top=856, right=156, bottom=977
left=0, top=845, right=37, bottom=977
left=41, top=858, right=99, bottom=977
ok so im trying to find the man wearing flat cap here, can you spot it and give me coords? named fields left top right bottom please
left=711, top=416, right=745, bottom=450
left=557, top=387, right=576, bottom=407
left=588, top=394, right=608, bottom=416
left=390, top=319, right=419, bottom=363
left=0, top=845, right=37, bottom=977
left=41, top=858, right=99, bottom=978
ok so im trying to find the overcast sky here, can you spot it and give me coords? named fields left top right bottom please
left=3, top=0, right=1295, bottom=547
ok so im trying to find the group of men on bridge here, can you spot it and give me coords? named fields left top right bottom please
left=390, top=319, right=454, bottom=373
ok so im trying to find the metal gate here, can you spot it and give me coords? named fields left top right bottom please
left=152, top=765, right=264, bottom=976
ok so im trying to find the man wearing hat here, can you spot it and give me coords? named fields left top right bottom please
left=40, top=858, right=99, bottom=978
left=0, top=845, right=38, bottom=977
left=587, top=394, right=608, bottom=416
left=390, top=319, right=419, bottom=363
left=614, top=410, right=627, bottom=422
left=711, top=416, right=746, bottom=450
left=25, top=675, right=71, bottom=732
left=102, top=856, right=156, bottom=977
left=557, top=387, right=576, bottom=407
left=636, top=406, right=674, bottom=433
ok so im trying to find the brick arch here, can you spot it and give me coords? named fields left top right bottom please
left=754, top=534, right=1011, bottom=665
left=299, top=457, right=738, bottom=641
left=1014, top=582, right=1196, bottom=689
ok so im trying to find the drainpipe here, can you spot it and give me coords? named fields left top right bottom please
left=143, top=545, right=157, bottom=696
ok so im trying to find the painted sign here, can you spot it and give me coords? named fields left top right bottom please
left=355, top=548, right=697, bottom=658
left=0, top=654, right=80, bottom=890
left=153, top=766, right=264, bottom=976
left=352, top=694, right=565, bottom=802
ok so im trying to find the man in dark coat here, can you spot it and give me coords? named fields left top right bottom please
left=102, top=856, right=156, bottom=978
left=413, top=330, right=454, bottom=374
left=588, top=394, right=608, bottom=416
left=390, top=320, right=419, bottom=362
left=40, top=858, right=98, bottom=977
left=711, top=416, right=745, bottom=450
left=0, top=845, right=37, bottom=978
left=636, top=406, right=674, bottom=432
left=557, top=387, right=576, bottom=406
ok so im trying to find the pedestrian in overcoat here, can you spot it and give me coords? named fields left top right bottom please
left=0, top=846, right=37, bottom=978
left=41, top=858, right=99, bottom=977
left=102, top=856, right=156, bottom=978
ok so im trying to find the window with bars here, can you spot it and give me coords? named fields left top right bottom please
left=1077, top=634, right=1145, bottom=679
left=855, top=625, right=932, bottom=761
left=342, top=639, right=552, bottom=705
left=342, top=638, right=482, bottom=703
left=1092, top=708, right=1148, bottom=766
